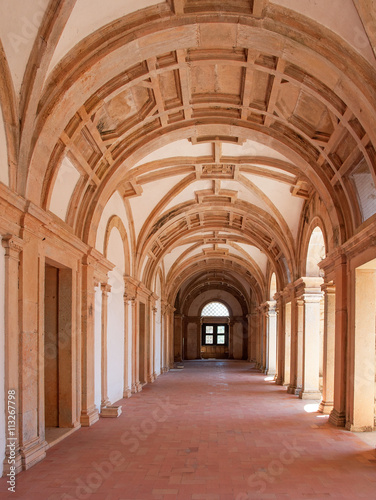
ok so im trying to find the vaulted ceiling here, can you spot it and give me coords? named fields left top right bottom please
left=1, top=0, right=375, bottom=305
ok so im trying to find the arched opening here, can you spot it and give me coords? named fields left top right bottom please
left=269, top=273, right=277, bottom=300
left=201, top=301, right=230, bottom=317
left=306, top=227, right=326, bottom=277
left=201, top=301, right=230, bottom=360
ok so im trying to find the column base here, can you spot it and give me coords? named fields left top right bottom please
left=275, top=376, right=283, bottom=385
left=299, top=390, right=322, bottom=400
left=3, top=449, right=23, bottom=475
left=80, top=406, right=99, bottom=427
left=265, top=370, right=276, bottom=378
left=20, top=438, right=47, bottom=471
left=162, top=366, right=170, bottom=373
left=123, top=387, right=132, bottom=398
left=100, top=405, right=122, bottom=418
left=345, top=421, right=373, bottom=432
left=287, top=384, right=302, bottom=395
left=131, top=382, right=143, bottom=393
left=147, top=373, right=157, bottom=383
left=328, top=408, right=346, bottom=427
left=318, top=400, right=333, bottom=414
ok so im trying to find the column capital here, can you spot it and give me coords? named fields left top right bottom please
left=101, top=283, right=112, bottom=294
left=1, top=233, right=23, bottom=256
left=321, top=281, right=336, bottom=294
left=293, top=276, right=324, bottom=299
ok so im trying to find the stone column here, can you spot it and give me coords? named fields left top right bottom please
left=174, top=313, right=183, bottom=362
left=100, top=283, right=111, bottom=409
left=300, top=280, right=323, bottom=400
left=161, top=303, right=168, bottom=372
left=147, top=296, right=157, bottom=383
left=18, top=227, right=47, bottom=469
left=123, top=294, right=131, bottom=398
left=261, top=306, right=267, bottom=372
left=81, top=254, right=100, bottom=426
left=283, top=300, right=291, bottom=387
left=319, top=282, right=335, bottom=414
left=2, top=235, right=23, bottom=473
left=99, top=284, right=121, bottom=418
left=168, top=305, right=175, bottom=369
left=255, top=307, right=262, bottom=369
left=329, top=254, right=347, bottom=427
left=275, top=294, right=285, bottom=385
left=152, top=305, right=158, bottom=379
left=130, top=299, right=142, bottom=392
left=288, top=290, right=304, bottom=396
left=266, top=301, right=277, bottom=377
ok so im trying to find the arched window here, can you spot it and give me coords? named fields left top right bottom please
left=201, top=302, right=229, bottom=317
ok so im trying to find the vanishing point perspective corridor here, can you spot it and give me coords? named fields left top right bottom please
left=0, top=361, right=375, bottom=500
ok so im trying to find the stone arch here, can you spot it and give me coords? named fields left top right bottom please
left=103, top=215, right=130, bottom=275
left=0, top=38, right=18, bottom=190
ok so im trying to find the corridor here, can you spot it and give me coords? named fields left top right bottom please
left=1, top=361, right=375, bottom=500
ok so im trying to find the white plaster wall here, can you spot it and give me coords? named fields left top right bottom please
left=129, top=174, right=186, bottom=238
left=94, top=285, right=102, bottom=411
left=106, top=228, right=125, bottom=404
left=0, top=0, right=49, bottom=93
left=47, top=0, right=161, bottom=77
left=49, top=156, right=80, bottom=221
left=0, top=240, right=5, bottom=476
left=271, top=0, right=376, bottom=66
left=0, top=110, right=9, bottom=186
left=95, top=191, right=132, bottom=271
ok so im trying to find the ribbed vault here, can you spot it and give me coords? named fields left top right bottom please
left=4, top=0, right=375, bottom=309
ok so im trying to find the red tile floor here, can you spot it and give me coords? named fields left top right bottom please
left=1, top=360, right=376, bottom=499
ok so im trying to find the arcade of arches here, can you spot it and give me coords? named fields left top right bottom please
left=0, top=0, right=376, bottom=476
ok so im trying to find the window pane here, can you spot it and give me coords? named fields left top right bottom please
left=202, top=302, right=229, bottom=316
left=205, top=326, right=213, bottom=333
left=217, top=326, right=225, bottom=333
left=205, top=335, right=214, bottom=344
left=217, top=335, right=225, bottom=344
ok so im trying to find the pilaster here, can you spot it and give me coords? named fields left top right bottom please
left=2, top=235, right=23, bottom=474
left=123, top=292, right=132, bottom=398
left=298, top=277, right=323, bottom=400
left=100, top=283, right=122, bottom=418
left=80, top=253, right=100, bottom=427
left=18, top=220, right=48, bottom=469
left=265, top=301, right=277, bottom=377
left=319, top=282, right=335, bottom=414
left=287, top=282, right=304, bottom=396
left=275, top=293, right=285, bottom=385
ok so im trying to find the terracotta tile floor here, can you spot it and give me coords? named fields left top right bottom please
left=1, top=360, right=376, bottom=499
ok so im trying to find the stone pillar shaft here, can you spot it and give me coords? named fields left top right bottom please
left=300, top=289, right=323, bottom=400
left=2, top=236, right=23, bottom=473
left=266, top=301, right=277, bottom=377
left=329, top=256, right=347, bottom=427
left=100, top=283, right=111, bottom=409
left=81, top=256, right=99, bottom=427
left=319, top=283, right=335, bottom=414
